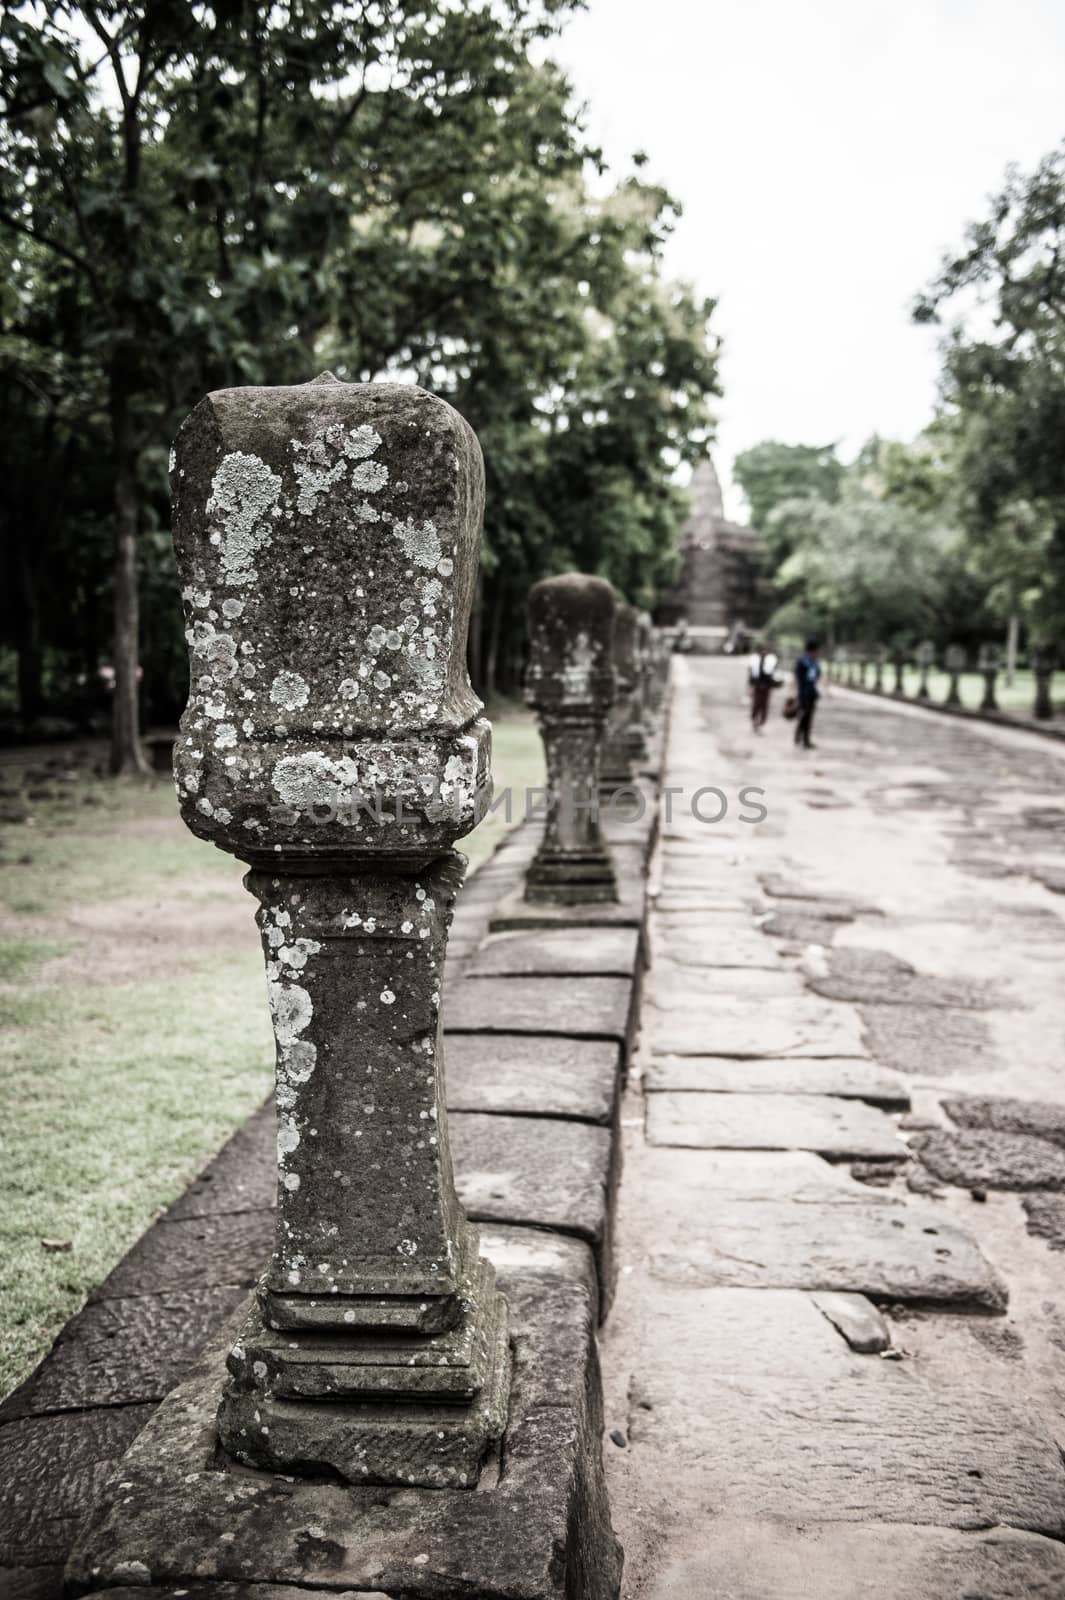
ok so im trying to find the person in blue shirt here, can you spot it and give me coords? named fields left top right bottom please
left=794, top=638, right=821, bottom=749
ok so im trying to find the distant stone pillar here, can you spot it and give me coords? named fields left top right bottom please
left=872, top=647, right=887, bottom=693
left=632, top=610, right=655, bottom=759
left=858, top=655, right=869, bottom=689
left=601, top=602, right=640, bottom=791
left=524, top=574, right=617, bottom=903
left=915, top=640, right=935, bottom=700
left=170, top=376, right=508, bottom=1488
left=944, top=644, right=966, bottom=707
left=1032, top=644, right=1056, bottom=720
left=978, top=642, right=1000, bottom=712
left=891, top=651, right=905, bottom=696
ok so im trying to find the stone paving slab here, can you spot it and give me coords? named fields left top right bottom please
left=648, top=921, right=785, bottom=968
left=860, top=1003, right=997, bottom=1076
left=645, top=1054, right=909, bottom=1107
left=0, top=1404, right=155, bottom=1570
left=634, top=1286, right=858, bottom=1380
left=466, top=926, right=640, bottom=978
left=944, top=1093, right=1065, bottom=1146
left=806, top=947, right=997, bottom=1010
left=0, top=1286, right=248, bottom=1422
left=643, top=1522, right=1065, bottom=1599
left=1023, top=1193, right=1065, bottom=1250
left=645, top=1091, right=906, bottom=1160
left=649, top=995, right=867, bottom=1058
left=636, top=1146, right=901, bottom=1216
left=652, top=966, right=808, bottom=1001
left=89, top=1211, right=274, bottom=1300
left=451, top=1113, right=614, bottom=1285
left=627, top=1371, right=1065, bottom=1531
left=446, top=1033, right=621, bottom=1124
left=760, top=910, right=848, bottom=943
left=912, top=1128, right=1065, bottom=1190
left=65, top=1231, right=621, bottom=1600
left=649, top=1200, right=1007, bottom=1309
left=447, top=975, right=634, bottom=1043
left=165, top=1103, right=275, bottom=1221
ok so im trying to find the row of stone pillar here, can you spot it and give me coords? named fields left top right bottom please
left=168, top=376, right=663, bottom=1493
left=831, top=643, right=1058, bottom=720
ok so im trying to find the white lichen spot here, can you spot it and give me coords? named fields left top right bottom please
left=392, top=517, right=442, bottom=570
left=206, top=452, right=281, bottom=586
left=270, top=670, right=310, bottom=710
left=380, top=989, right=396, bottom=1005
left=268, top=982, right=313, bottom=1044
left=214, top=722, right=237, bottom=749
left=277, top=1116, right=301, bottom=1158
left=222, top=597, right=245, bottom=619
left=350, top=458, right=389, bottom=493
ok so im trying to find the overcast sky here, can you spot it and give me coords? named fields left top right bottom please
left=551, top=0, right=1065, bottom=516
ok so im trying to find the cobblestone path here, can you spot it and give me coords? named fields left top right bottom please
left=603, top=656, right=1065, bottom=1598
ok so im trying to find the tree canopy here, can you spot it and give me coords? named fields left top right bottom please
left=913, top=142, right=1065, bottom=640
left=0, top=0, right=720, bottom=754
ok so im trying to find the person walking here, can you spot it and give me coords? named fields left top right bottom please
left=794, top=637, right=821, bottom=749
left=747, top=641, right=780, bottom=731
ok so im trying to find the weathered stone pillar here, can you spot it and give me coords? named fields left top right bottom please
left=601, top=601, right=640, bottom=791
left=857, top=654, right=869, bottom=689
left=1032, top=644, right=1056, bottom=720
left=870, top=646, right=884, bottom=692
left=634, top=610, right=656, bottom=753
left=891, top=651, right=906, bottom=696
left=944, top=644, right=966, bottom=706
left=915, top=640, right=935, bottom=700
left=170, top=375, right=508, bottom=1488
left=979, top=642, right=1000, bottom=711
left=524, top=574, right=617, bottom=904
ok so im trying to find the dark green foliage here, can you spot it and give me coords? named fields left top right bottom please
left=914, top=143, right=1065, bottom=639
left=0, top=1, right=720, bottom=733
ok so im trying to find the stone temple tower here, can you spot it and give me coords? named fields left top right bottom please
left=658, top=456, right=768, bottom=648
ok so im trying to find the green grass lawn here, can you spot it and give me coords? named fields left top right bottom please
left=0, top=708, right=543, bottom=1397
left=838, top=666, right=1061, bottom=717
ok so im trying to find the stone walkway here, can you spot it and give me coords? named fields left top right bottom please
left=602, top=656, right=1065, bottom=1598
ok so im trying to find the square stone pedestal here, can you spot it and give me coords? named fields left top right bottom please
left=65, top=1229, right=621, bottom=1600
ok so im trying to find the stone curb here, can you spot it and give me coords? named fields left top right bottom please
left=0, top=752, right=660, bottom=1597
left=832, top=679, right=1065, bottom=744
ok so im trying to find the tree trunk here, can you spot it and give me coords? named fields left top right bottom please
left=484, top=576, right=505, bottom=705
left=1005, top=613, right=1019, bottom=686
left=109, top=374, right=150, bottom=776
left=14, top=528, right=44, bottom=725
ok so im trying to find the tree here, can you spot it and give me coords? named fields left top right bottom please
left=0, top=1, right=720, bottom=731
left=762, top=435, right=996, bottom=650
left=914, top=143, right=1065, bottom=638
left=733, top=440, right=843, bottom=565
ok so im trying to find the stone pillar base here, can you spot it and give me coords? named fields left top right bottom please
left=66, top=1232, right=622, bottom=1600
left=525, top=848, right=619, bottom=905
left=218, top=1275, right=510, bottom=1488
